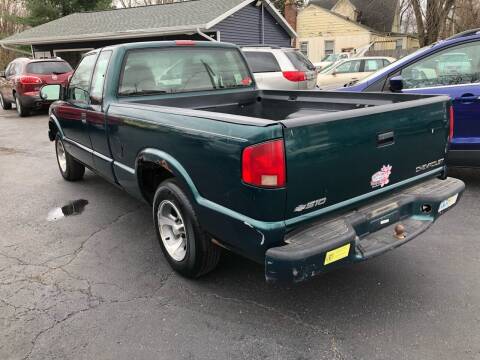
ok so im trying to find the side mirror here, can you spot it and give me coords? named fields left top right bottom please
left=332, top=71, right=337, bottom=76
left=389, top=75, right=404, bottom=92
left=40, top=84, right=62, bottom=101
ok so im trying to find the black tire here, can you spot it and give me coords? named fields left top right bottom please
left=15, top=95, right=30, bottom=117
left=0, top=93, right=12, bottom=110
left=55, top=134, right=85, bottom=181
left=153, top=179, right=221, bottom=278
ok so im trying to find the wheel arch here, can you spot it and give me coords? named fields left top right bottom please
left=135, top=148, right=199, bottom=206
left=48, top=114, right=64, bottom=141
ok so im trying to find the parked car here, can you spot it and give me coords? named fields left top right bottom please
left=340, top=28, right=480, bottom=167
left=317, top=56, right=396, bottom=90
left=0, top=57, right=73, bottom=117
left=241, top=45, right=317, bottom=90
left=313, top=52, right=351, bottom=71
left=41, top=41, right=464, bottom=283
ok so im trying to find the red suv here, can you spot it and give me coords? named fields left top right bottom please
left=0, top=58, right=73, bottom=117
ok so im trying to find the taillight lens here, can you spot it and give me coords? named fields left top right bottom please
left=449, top=106, right=455, bottom=141
left=242, top=139, right=286, bottom=188
left=19, top=76, right=42, bottom=85
left=283, top=71, right=306, bottom=82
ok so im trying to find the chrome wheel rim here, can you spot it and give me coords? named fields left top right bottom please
left=0, top=94, right=4, bottom=108
left=157, top=200, right=187, bottom=261
left=56, top=139, right=67, bottom=173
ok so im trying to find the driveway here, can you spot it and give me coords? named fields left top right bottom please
left=1, top=109, right=479, bottom=360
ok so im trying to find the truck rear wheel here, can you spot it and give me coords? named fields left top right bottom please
left=55, top=134, right=85, bottom=181
left=153, top=179, right=220, bottom=278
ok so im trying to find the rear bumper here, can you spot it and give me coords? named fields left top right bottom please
left=265, top=177, right=465, bottom=283
left=447, top=149, right=480, bottom=168
left=19, top=94, right=52, bottom=110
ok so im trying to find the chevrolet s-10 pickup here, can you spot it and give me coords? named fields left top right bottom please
left=40, top=41, right=465, bottom=283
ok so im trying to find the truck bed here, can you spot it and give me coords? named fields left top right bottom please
left=130, top=89, right=441, bottom=121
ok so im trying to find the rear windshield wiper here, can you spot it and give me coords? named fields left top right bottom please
left=52, top=71, right=69, bottom=75
left=201, top=60, right=221, bottom=89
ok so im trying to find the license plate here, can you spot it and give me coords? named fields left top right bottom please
left=324, top=244, right=351, bottom=265
left=439, top=194, right=458, bottom=212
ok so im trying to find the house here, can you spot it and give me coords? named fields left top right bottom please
left=0, top=0, right=296, bottom=67
left=287, top=0, right=419, bottom=63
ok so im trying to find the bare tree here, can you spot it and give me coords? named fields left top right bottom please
left=410, top=0, right=456, bottom=46
left=453, top=0, right=480, bottom=32
left=0, top=0, right=26, bottom=68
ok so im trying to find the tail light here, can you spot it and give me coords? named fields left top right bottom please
left=449, top=106, right=455, bottom=141
left=283, top=71, right=306, bottom=82
left=242, top=139, right=286, bottom=188
left=19, top=76, right=42, bottom=85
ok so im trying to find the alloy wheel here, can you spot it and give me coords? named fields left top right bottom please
left=157, top=200, right=187, bottom=261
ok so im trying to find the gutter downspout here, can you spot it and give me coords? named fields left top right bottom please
left=1, top=43, right=32, bottom=56
left=196, top=28, right=218, bottom=42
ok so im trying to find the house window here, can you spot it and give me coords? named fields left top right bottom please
left=324, top=40, right=335, bottom=56
left=299, top=42, right=309, bottom=57
left=396, top=39, right=403, bottom=50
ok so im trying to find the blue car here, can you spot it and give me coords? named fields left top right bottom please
left=341, top=29, right=480, bottom=167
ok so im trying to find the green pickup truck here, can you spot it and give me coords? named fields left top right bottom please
left=41, top=41, right=465, bottom=283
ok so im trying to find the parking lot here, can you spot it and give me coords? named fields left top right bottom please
left=0, top=109, right=479, bottom=360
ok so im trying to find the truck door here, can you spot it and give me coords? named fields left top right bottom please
left=56, top=52, right=98, bottom=167
left=395, top=40, right=480, bottom=159
left=87, top=50, right=114, bottom=182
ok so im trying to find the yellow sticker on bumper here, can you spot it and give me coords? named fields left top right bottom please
left=324, top=244, right=351, bottom=265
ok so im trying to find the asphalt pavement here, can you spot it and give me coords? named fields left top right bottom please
left=1, top=109, right=479, bottom=360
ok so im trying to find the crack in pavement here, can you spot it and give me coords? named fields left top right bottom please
left=0, top=206, right=160, bottom=360
left=20, top=272, right=174, bottom=360
left=181, top=286, right=347, bottom=359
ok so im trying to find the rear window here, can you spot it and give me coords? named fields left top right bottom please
left=285, top=51, right=316, bottom=71
left=118, top=47, right=253, bottom=96
left=243, top=52, right=281, bottom=73
left=26, top=61, right=72, bottom=75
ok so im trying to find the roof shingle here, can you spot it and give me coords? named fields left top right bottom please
left=3, top=0, right=279, bottom=44
left=310, top=0, right=399, bottom=33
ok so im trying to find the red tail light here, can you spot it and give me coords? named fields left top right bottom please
left=175, top=40, right=196, bottom=46
left=242, top=139, right=286, bottom=188
left=282, top=71, right=306, bottom=82
left=449, top=106, right=455, bottom=141
left=19, top=76, right=42, bottom=85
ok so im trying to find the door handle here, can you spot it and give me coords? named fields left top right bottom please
left=455, top=94, right=479, bottom=103
left=81, top=112, right=87, bottom=124
left=377, top=131, right=395, bottom=147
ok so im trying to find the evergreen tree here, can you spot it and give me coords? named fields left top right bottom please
left=21, top=0, right=112, bottom=26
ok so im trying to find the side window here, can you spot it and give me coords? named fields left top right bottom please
left=67, top=54, right=97, bottom=104
left=299, top=42, right=309, bottom=57
left=400, top=41, right=480, bottom=89
left=5, top=63, right=13, bottom=77
left=364, top=59, right=384, bottom=72
left=90, top=51, right=112, bottom=107
left=6, top=62, right=18, bottom=77
left=243, top=52, right=281, bottom=73
left=324, top=40, right=335, bottom=56
left=335, top=60, right=361, bottom=73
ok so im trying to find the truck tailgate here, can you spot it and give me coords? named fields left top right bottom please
left=281, top=96, right=451, bottom=222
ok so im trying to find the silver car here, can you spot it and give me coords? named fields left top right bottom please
left=242, top=46, right=317, bottom=90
